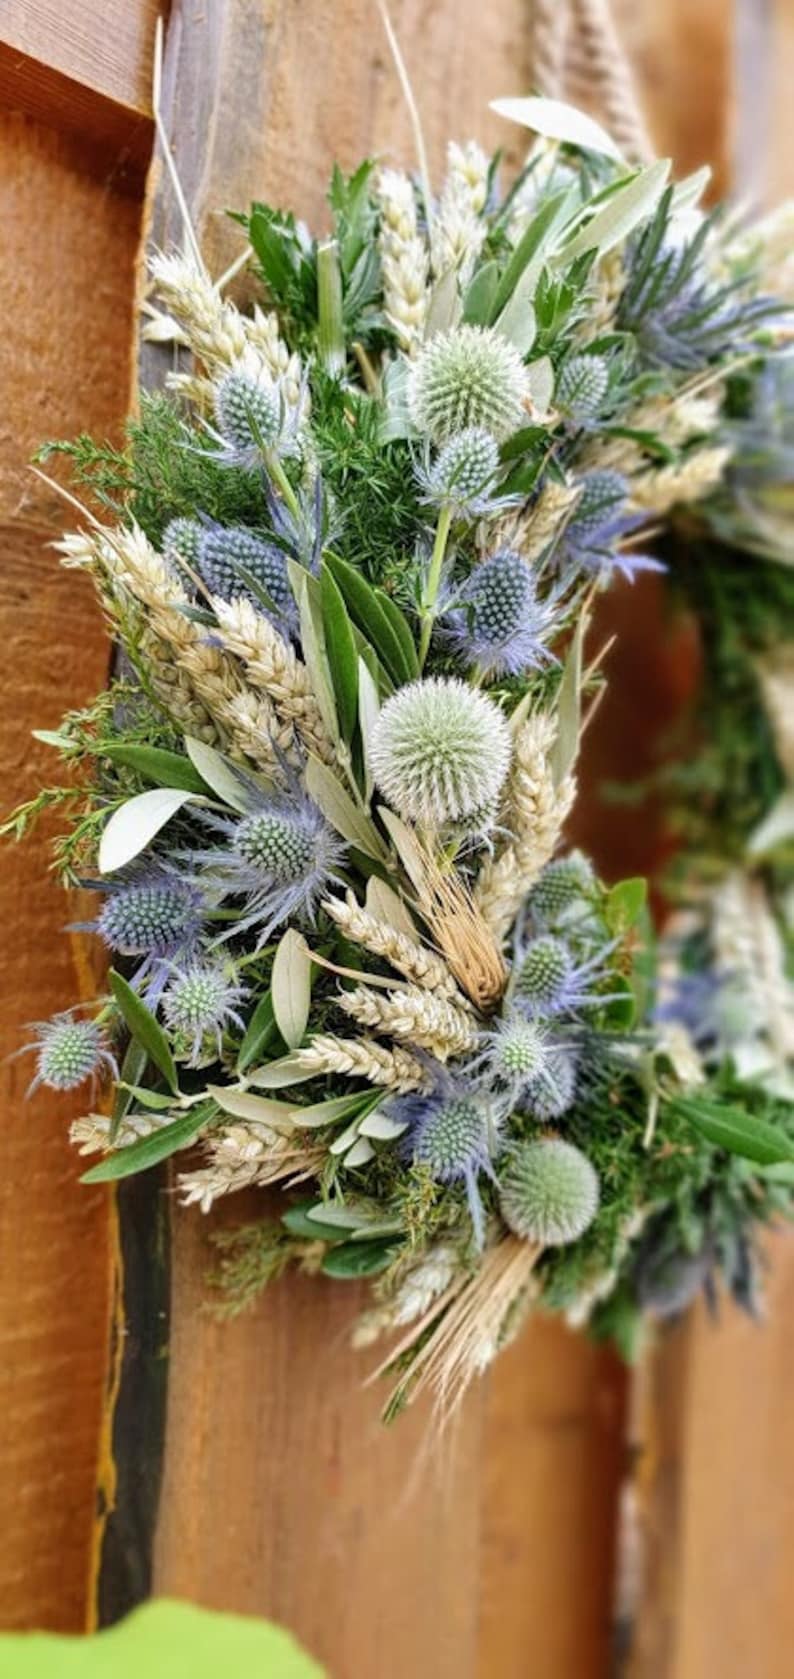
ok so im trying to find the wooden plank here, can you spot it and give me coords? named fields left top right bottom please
left=0, top=109, right=145, bottom=1631
left=621, top=6, right=794, bottom=1675
left=143, top=5, right=627, bottom=1676
left=0, top=0, right=159, bottom=179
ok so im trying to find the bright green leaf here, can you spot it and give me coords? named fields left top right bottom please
left=108, top=971, right=179, bottom=1095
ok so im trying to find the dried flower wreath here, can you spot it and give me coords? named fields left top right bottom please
left=7, top=90, right=794, bottom=1423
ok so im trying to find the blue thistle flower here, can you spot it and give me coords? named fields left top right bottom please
left=390, top=1064, right=500, bottom=1245
left=190, top=786, right=347, bottom=947
left=97, top=869, right=206, bottom=1000
left=441, top=549, right=560, bottom=679
left=514, top=933, right=625, bottom=1018
left=527, top=854, right=596, bottom=929
left=619, top=201, right=777, bottom=371
left=473, top=1012, right=579, bottom=1119
left=23, top=1011, right=118, bottom=1096
left=195, top=523, right=295, bottom=628
left=558, top=472, right=664, bottom=582
left=415, top=427, right=510, bottom=518
left=204, top=356, right=305, bottom=471
left=162, top=959, right=247, bottom=1065
left=556, top=354, right=610, bottom=423
left=162, top=517, right=202, bottom=568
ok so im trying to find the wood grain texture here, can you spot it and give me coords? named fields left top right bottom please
left=146, top=5, right=627, bottom=1676
left=0, top=1, right=160, bottom=179
left=0, top=110, right=143, bottom=1631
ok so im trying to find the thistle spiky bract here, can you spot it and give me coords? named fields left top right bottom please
left=26, top=1014, right=117, bottom=1094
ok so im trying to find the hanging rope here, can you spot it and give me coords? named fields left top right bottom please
left=530, top=0, right=654, bottom=164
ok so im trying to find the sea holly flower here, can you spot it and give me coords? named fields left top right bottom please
left=556, top=354, right=610, bottom=424
left=514, top=933, right=625, bottom=1018
left=195, top=523, right=295, bottom=627
left=499, top=1137, right=599, bottom=1245
left=390, top=1066, right=501, bottom=1245
left=190, top=786, right=346, bottom=947
left=415, top=426, right=505, bottom=518
left=208, top=351, right=305, bottom=469
left=474, top=1013, right=579, bottom=1118
left=369, top=676, right=511, bottom=827
left=162, top=960, right=247, bottom=1065
left=407, top=323, right=530, bottom=443
left=441, top=549, right=560, bottom=678
left=527, top=854, right=596, bottom=929
left=23, top=1012, right=117, bottom=1096
left=97, top=870, right=207, bottom=1001
left=557, top=471, right=664, bottom=582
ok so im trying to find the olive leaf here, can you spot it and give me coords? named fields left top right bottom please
left=305, top=755, right=387, bottom=860
left=490, top=94, right=625, bottom=163
left=185, top=736, right=263, bottom=812
left=99, top=787, right=201, bottom=874
left=108, top=970, right=179, bottom=1095
left=271, top=927, right=313, bottom=1049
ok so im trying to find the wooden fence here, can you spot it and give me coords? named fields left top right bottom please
left=0, top=3, right=791, bottom=1675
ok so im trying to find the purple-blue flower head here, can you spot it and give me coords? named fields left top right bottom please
left=442, top=549, right=560, bottom=678
left=390, top=1064, right=500, bottom=1246
left=558, top=472, right=664, bottom=582
left=190, top=785, right=347, bottom=948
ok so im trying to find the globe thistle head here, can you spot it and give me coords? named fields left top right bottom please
left=417, top=426, right=502, bottom=516
left=24, top=1012, right=117, bottom=1096
left=408, top=324, right=530, bottom=444
left=515, top=933, right=623, bottom=1018
left=556, top=354, right=610, bottom=423
left=560, top=471, right=663, bottom=583
left=191, top=787, right=346, bottom=948
left=369, top=676, right=511, bottom=828
left=442, top=549, right=560, bottom=679
left=391, top=1068, right=499, bottom=1244
left=162, top=960, right=247, bottom=1065
left=528, top=854, right=596, bottom=928
left=499, top=1138, right=599, bottom=1246
left=162, top=517, right=202, bottom=569
left=196, top=523, right=295, bottom=628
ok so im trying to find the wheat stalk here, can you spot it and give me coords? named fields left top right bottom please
left=476, top=714, right=576, bottom=944
left=375, top=168, right=429, bottom=355
left=295, top=1033, right=428, bottom=1093
left=337, top=984, right=478, bottom=1060
left=212, top=594, right=335, bottom=763
left=323, top=890, right=464, bottom=999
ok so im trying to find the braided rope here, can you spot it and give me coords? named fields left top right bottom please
left=531, top=0, right=654, bottom=164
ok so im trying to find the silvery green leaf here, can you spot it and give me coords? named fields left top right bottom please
left=289, top=562, right=339, bottom=743
left=524, top=354, right=555, bottom=413
left=365, top=877, right=417, bottom=938
left=271, top=927, right=313, bottom=1049
left=305, top=756, right=387, bottom=860
left=379, top=357, right=416, bottom=443
left=305, top=1201, right=374, bottom=1229
left=342, top=1136, right=376, bottom=1167
left=490, top=95, right=625, bottom=163
left=747, top=791, right=794, bottom=856
left=377, top=807, right=427, bottom=893
left=291, top=1092, right=370, bottom=1129
left=425, top=266, right=462, bottom=337
left=494, top=281, right=536, bottom=354
left=551, top=609, right=589, bottom=786
left=246, top=1055, right=317, bottom=1090
left=99, top=787, right=200, bottom=874
left=672, top=165, right=711, bottom=212
left=357, top=656, right=380, bottom=803
left=359, top=1111, right=408, bottom=1141
left=184, top=737, right=262, bottom=812
left=554, top=160, right=671, bottom=263
left=329, top=1117, right=363, bottom=1154
left=206, top=1085, right=296, bottom=1127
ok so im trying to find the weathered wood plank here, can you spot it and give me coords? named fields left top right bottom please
left=0, top=111, right=146, bottom=1629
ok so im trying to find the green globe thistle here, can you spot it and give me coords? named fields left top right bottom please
left=556, top=354, right=610, bottom=421
left=528, top=854, right=595, bottom=926
left=489, top=1016, right=552, bottom=1085
left=408, top=324, right=530, bottom=444
left=369, top=676, right=511, bottom=826
left=163, top=517, right=202, bottom=567
left=26, top=1013, right=117, bottom=1094
left=499, top=1138, right=599, bottom=1245
left=235, top=811, right=317, bottom=884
